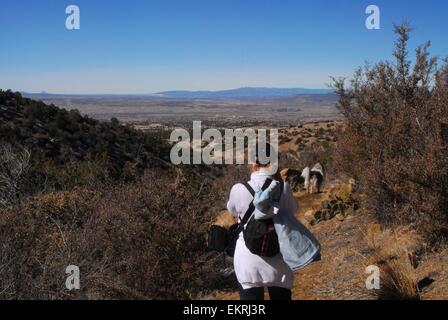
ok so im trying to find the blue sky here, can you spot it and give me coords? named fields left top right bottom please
left=0, top=0, right=447, bottom=94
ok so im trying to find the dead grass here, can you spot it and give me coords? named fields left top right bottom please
left=365, top=223, right=382, bottom=252
left=375, top=255, right=420, bottom=300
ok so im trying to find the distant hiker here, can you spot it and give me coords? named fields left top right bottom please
left=226, top=145, right=321, bottom=301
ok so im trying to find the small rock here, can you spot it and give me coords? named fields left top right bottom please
left=304, top=210, right=315, bottom=221
left=335, top=213, right=345, bottom=222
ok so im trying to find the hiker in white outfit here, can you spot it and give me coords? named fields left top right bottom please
left=227, top=154, right=321, bottom=300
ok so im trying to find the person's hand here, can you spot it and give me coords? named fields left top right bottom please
left=268, top=180, right=282, bottom=203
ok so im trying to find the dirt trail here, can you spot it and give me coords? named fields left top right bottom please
left=290, top=186, right=374, bottom=300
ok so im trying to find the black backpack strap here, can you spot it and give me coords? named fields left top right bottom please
left=239, top=179, right=274, bottom=226
left=277, top=181, right=284, bottom=202
left=261, top=179, right=273, bottom=191
left=239, top=182, right=256, bottom=226
left=241, top=182, right=255, bottom=197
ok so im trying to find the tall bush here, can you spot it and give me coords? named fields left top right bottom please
left=333, top=24, right=448, bottom=242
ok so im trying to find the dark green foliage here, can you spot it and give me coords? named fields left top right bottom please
left=0, top=90, right=171, bottom=185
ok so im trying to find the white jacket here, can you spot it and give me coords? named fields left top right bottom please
left=227, top=171, right=296, bottom=289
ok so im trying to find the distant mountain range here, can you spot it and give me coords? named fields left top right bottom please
left=156, top=87, right=332, bottom=99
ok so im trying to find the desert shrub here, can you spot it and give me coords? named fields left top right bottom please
left=0, top=143, right=121, bottom=208
left=300, top=143, right=333, bottom=170
left=279, top=152, right=302, bottom=171
left=210, top=164, right=251, bottom=209
left=279, top=139, right=334, bottom=175
left=0, top=143, right=31, bottom=208
left=34, top=152, right=114, bottom=192
left=317, top=127, right=326, bottom=136
left=376, top=255, right=420, bottom=300
left=0, top=168, right=227, bottom=299
left=332, top=24, right=448, bottom=242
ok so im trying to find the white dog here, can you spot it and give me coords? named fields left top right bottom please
left=282, top=166, right=321, bottom=193
left=309, top=163, right=324, bottom=194
left=300, top=167, right=311, bottom=193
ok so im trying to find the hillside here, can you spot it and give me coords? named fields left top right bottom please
left=0, top=90, right=170, bottom=174
left=0, top=90, right=227, bottom=300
